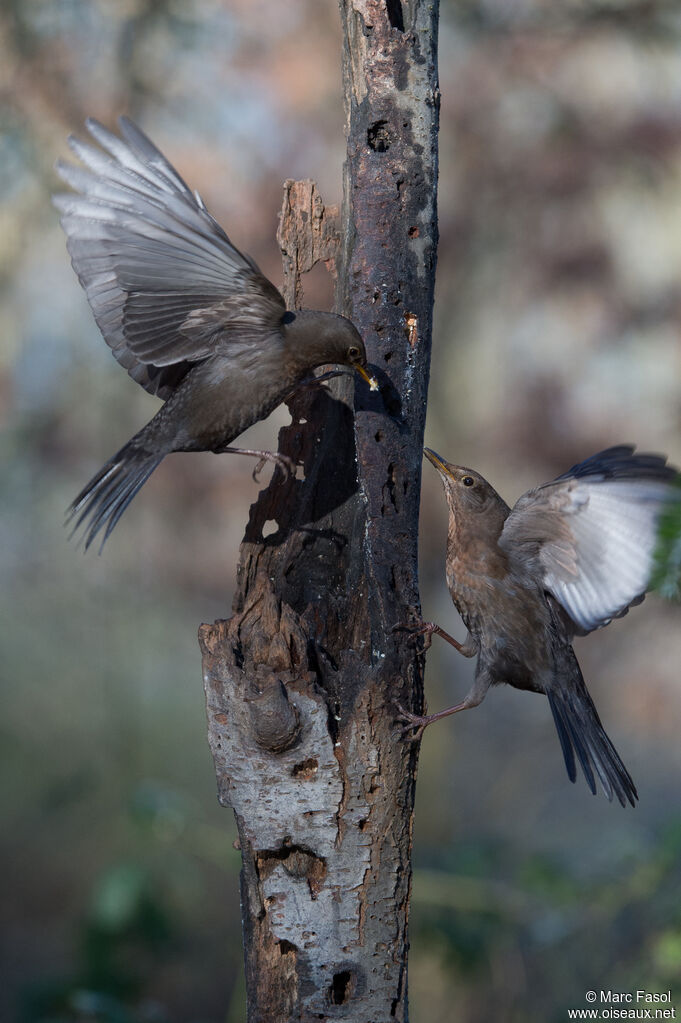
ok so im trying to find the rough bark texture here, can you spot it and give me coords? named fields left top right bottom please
left=200, top=3, right=439, bottom=1020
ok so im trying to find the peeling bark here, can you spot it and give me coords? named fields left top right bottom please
left=201, top=3, right=439, bottom=1019
left=277, top=180, right=340, bottom=311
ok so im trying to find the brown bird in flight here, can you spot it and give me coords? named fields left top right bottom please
left=54, top=117, right=376, bottom=551
left=400, top=446, right=680, bottom=806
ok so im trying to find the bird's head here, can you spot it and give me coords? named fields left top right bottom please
left=424, top=448, right=508, bottom=523
left=332, top=320, right=376, bottom=388
left=283, top=311, right=378, bottom=389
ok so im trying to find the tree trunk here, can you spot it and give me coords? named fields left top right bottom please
left=200, top=3, right=439, bottom=1019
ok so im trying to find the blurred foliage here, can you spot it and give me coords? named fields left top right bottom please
left=19, top=782, right=242, bottom=1023
left=2, top=0, right=681, bottom=1021
left=653, top=476, right=681, bottom=600
left=411, top=819, right=681, bottom=1022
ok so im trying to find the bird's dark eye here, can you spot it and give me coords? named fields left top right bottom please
left=462, top=476, right=475, bottom=487
left=347, top=345, right=360, bottom=360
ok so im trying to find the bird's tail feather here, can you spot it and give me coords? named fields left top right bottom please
left=67, top=442, right=163, bottom=552
left=547, top=650, right=638, bottom=807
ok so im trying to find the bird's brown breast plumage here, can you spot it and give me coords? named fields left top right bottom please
left=445, top=529, right=553, bottom=692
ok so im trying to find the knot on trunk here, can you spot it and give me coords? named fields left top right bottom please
left=200, top=573, right=317, bottom=755
left=247, top=668, right=301, bottom=753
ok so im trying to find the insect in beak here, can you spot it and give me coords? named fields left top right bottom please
left=354, top=363, right=379, bottom=391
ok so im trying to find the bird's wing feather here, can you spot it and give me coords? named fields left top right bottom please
left=53, top=117, right=286, bottom=398
left=500, top=446, right=679, bottom=634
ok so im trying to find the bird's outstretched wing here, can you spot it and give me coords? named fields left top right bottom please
left=53, top=117, right=286, bottom=399
left=499, top=446, right=679, bottom=633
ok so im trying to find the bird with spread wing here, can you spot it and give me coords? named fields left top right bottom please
left=54, top=117, right=376, bottom=551
left=399, top=446, right=680, bottom=806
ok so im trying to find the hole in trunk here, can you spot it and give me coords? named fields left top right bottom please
left=262, top=519, right=278, bottom=537
left=367, top=120, right=391, bottom=152
left=385, top=0, right=404, bottom=30
left=329, top=969, right=354, bottom=1005
left=292, top=757, right=319, bottom=780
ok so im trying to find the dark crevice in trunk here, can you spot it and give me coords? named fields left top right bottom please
left=386, top=0, right=405, bottom=32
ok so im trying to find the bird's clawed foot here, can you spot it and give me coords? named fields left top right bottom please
left=394, top=702, right=434, bottom=743
left=250, top=451, right=296, bottom=482
left=216, top=446, right=296, bottom=481
left=392, top=619, right=475, bottom=657
left=395, top=698, right=473, bottom=743
left=392, top=620, right=439, bottom=653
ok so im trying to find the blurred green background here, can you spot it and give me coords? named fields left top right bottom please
left=2, top=1, right=681, bottom=1020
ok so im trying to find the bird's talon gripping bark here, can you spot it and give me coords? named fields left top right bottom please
left=274, top=453, right=296, bottom=479
left=394, top=702, right=431, bottom=743
left=391, top=620, right=434, bottom=651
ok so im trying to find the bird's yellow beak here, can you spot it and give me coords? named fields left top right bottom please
left=354, top=363, right=379, bottom=391
left=424, top=447, right=454, bottom=478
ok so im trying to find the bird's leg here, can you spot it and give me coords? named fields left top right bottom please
left=396, top=669, right=492, bottom=744
left=392, top=620, right=476, bottom=657
left=213, top=446, right=296, bottom=482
